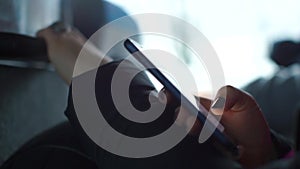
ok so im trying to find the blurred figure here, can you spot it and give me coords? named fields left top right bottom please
left=244, top=39, right=300, bottom=140
left=270, top=40, right=300, bottom=67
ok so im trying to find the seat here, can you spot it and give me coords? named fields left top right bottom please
left=0, top=0, right=138, bottom=166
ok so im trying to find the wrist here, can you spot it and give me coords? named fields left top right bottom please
left=238, top=131, right=278, bottom=168
left=270, top=130, right=294, bottom=159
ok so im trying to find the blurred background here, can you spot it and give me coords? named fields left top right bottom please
left=2, top=0, right=300, bottom=90
left=109, top=0, right=300, bottom=89
left=0, top=0, right=300, bottom=166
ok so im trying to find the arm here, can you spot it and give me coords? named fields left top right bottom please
left=37, top=24, right=291, bottom=168
left=37, top=23, right=112, bottom=85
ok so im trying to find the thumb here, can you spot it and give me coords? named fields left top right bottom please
left=210, top=85, right=256, bottom=116
left=210, top=85, right=262, bottom=143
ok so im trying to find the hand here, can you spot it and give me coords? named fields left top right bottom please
left=37, top=22, right=112, bottom=85
left=160, top=85, right=277, bottom=169
left=211, top=86, right=276, bottom=168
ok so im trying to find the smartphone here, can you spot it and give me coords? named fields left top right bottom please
left=124, top=38, right=238, bottom=156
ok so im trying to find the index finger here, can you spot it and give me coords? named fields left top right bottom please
left=194, top=96, right=212, bottom=111
left=36, top=26, right=57, bottom=43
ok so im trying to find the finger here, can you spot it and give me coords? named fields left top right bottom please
left=158, top=88, right=167, bottom=104
left=37, top=22, right=73, bottom=42
left=212, top=85, right=254, bottom=113
left=212, top=85, right=261, bottom=141
left=195, top=96, right=212, bottom=111
left=36, top=26, right=57, bottom=43
left=173, top=95, right=213, bottom=135
left=158, top=88, right=175, bottom=105
left=209, top=85, right=254, bottom=117
left=174, top=106, right=188, bottom=126
left=210, top=97, right=226, bottom=115
left=49, top=22, right=72, bottom=33
left=187, top=115, right=202, bottom=135
left=174, top=106, right=202, bottom=135
left=68, top=27, right=87, bottom=40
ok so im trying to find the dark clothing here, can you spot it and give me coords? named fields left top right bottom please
left=0, top=122, right=97, bottom=169
left=65, top=60, right=241, bottom=169
left=1, top=60, right=296, bottom=169
left=259, top=153, right=300, bottom=169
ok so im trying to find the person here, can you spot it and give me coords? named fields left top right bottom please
left=270, top=40, right=300, bottom=67
left=244, top=40, right=300, bottom=140
left=0, top=23, right=295, bottom=169
left=38, top=24, right=296, bottom=168
left=37, top=24, right=240, bottom=169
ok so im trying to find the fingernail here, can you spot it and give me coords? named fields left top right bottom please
left=50, top=22, right=72, bottom=33
left=211, top=97, right=225, bottom=109
left=210, top=97, right=225, bottom=115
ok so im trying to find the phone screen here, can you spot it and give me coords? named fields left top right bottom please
left=124, top=38, right=238, bottom=156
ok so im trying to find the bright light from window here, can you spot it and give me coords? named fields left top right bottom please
left=107, top=0, right=300, bottom=93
